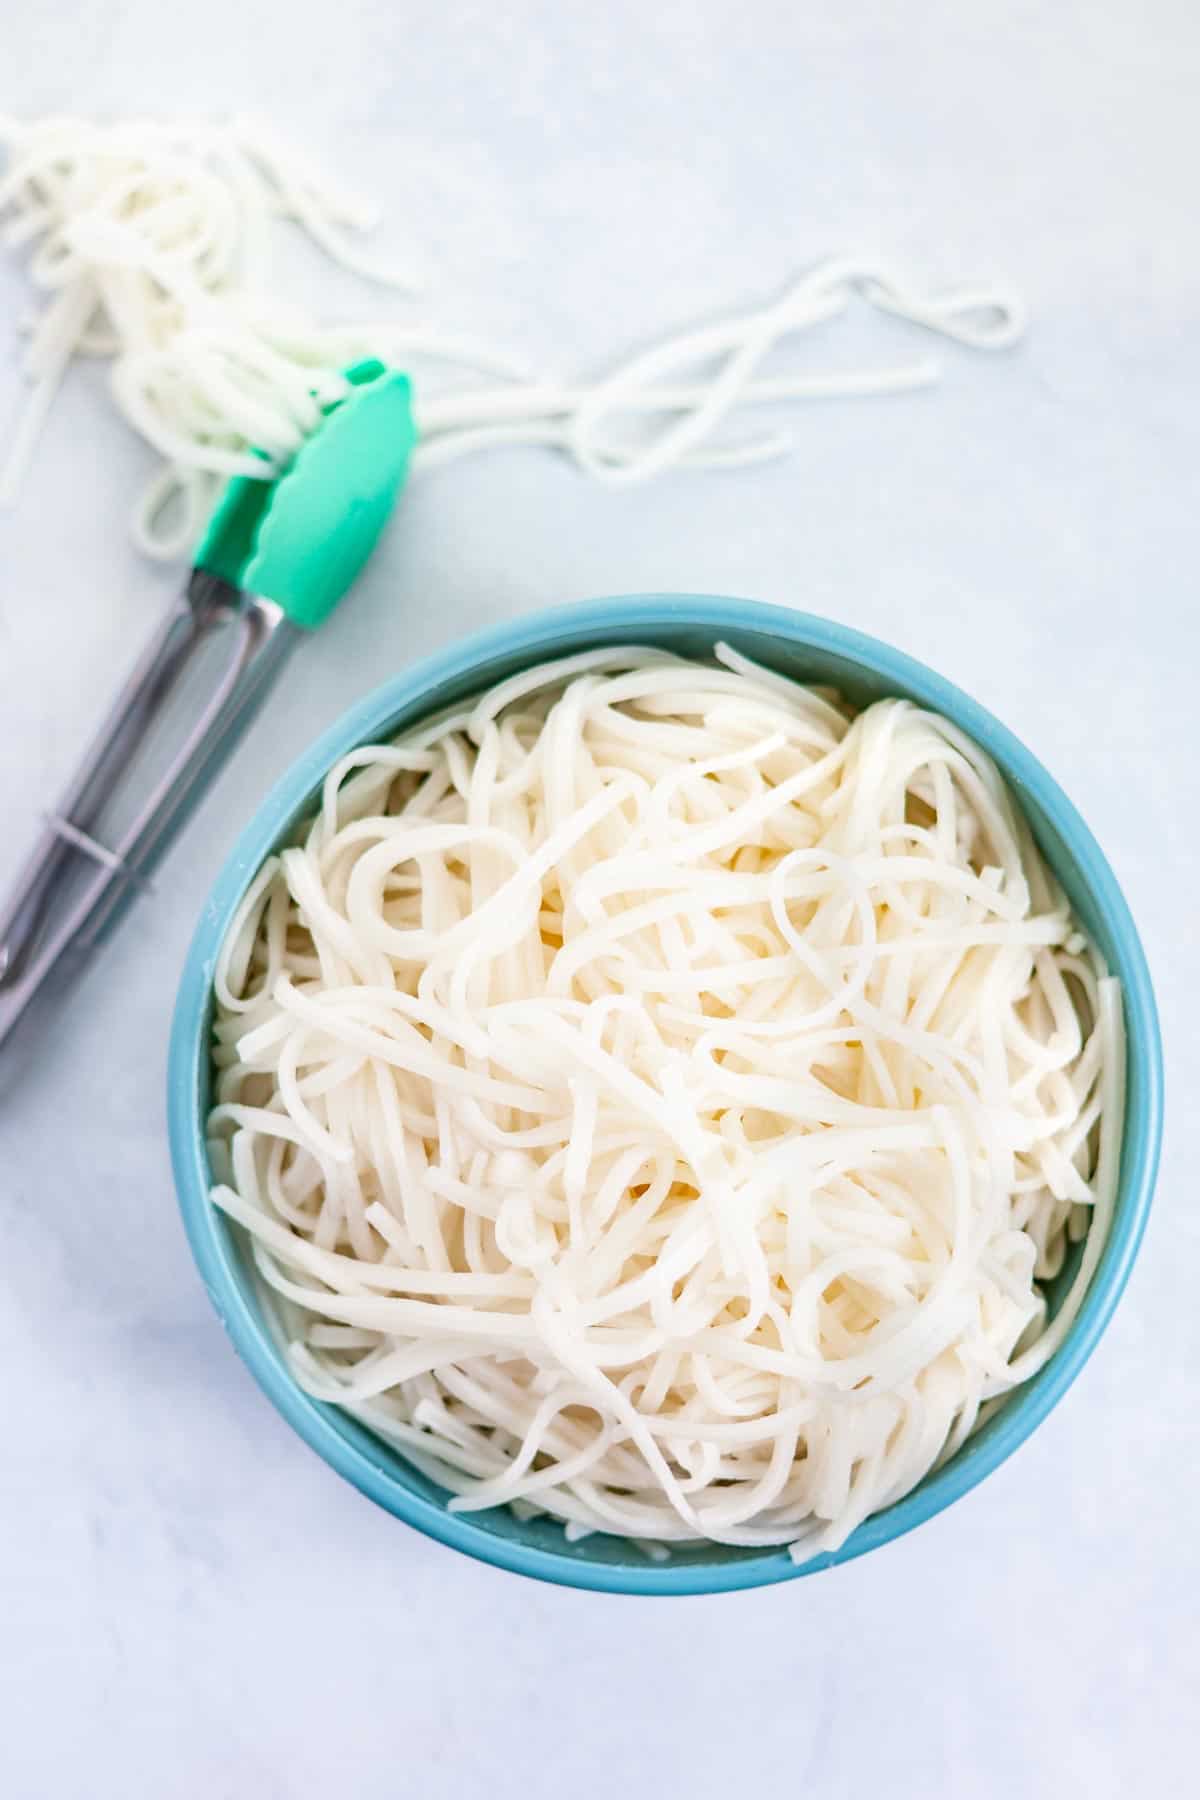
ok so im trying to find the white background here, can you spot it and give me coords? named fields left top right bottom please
left=1, top=4, right=1196, bottom=1795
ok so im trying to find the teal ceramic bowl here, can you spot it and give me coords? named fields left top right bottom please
left=167, top=596, right=1162, bottom=1594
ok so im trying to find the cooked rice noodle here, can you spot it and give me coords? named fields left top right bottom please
left=1, top=114, right=1024, bottom=556
left=207, top=645, right=1122, bottom=1555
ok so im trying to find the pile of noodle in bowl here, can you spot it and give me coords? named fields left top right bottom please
left=207, top=643, right=1123, bottom=1561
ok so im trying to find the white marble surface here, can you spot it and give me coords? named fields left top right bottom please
left=1, top=3, right=1196, bottom=1794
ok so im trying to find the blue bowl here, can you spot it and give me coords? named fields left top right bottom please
left=168, top=596, right=1162, bottom=1594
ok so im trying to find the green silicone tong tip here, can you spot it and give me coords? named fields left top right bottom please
left=195, top=359, right=417, bottom=629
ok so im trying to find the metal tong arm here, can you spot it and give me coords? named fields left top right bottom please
left=0, top=571, right=231, bottom=984
left=0, top=572, right=294, bottom=1050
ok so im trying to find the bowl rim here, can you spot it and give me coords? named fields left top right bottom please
left=167, top=594, right=1163, bottom=1595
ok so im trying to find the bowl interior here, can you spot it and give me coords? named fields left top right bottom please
left=169, top=598, right=1161, bottom=1594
